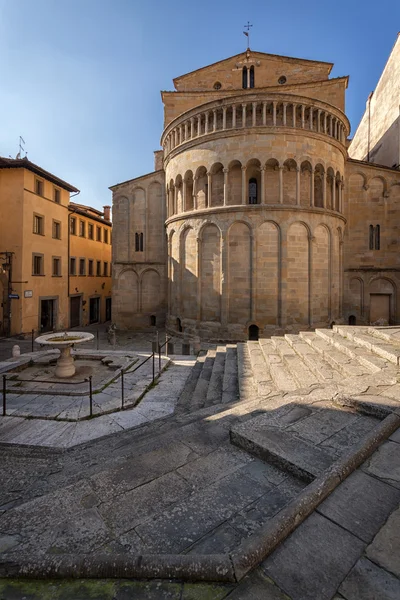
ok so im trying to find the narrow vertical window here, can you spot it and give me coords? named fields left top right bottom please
left=375, top=224, right=380, bottom=250
left=242, top=66, right=247, bottom=89
left=140, top=232, right=144, bottom=252
left=249, top=65, right=255, bottom=88
left=369, top=225, right=374, bottom=250
left=248, top=178, right=257, bottom=204
left=135, top=232, right=139, bottom=252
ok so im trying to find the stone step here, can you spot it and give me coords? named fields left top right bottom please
left=316, top=329, right=386, bottom=373
left=175, top=352, right=206, bottom=413
left=221, top=344, right=239, bottom=404
left=334, top=393, right=400, bottom=419
left=271, top=337, right=320, bottom=388
left=335, top=326, right=400, bottom=365
left=231, top=420, right=336, bottom=482
left=299, top=332, right=369, bottom=378
left=258, top=340, right=297, bottom=392
left=204, top=346, right=226, bottom=407
left=367, top=326, right=400, bottom=344
left=237, top=343, right=257, bottom=401
left=190, top=349, right=216, bottom=410
left=247, top=341, right=275, bottom=396
left=285, top=335, right=342, bottom=383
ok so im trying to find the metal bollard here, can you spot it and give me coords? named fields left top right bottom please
left=89, top=376, right=93, bottom=416
left=152, top=352, right=155, bottom=383
left=31, top=329, right=34, bottom=352
left=121, top=369, right=124, bottom=409
left=2, top=375, right=6, bottom=417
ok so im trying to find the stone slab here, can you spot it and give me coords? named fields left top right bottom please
left=231, top=420, right=335, bottom=480
left=318, top=470, right=400, bottom=542
left=226, top=568, right=288, bottom=599
left=287, top=406, right=358, bottom=445
left=320, top=414, right=378, bottom=456
left=366, top=506, right=400, bottom=578
left=262, top=511, right=366, bottom=600
left=339, top=557, right=400, bottom=600
left=362, top=440, right=400, bottom=489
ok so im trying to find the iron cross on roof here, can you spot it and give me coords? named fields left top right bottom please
left=243, top=21, right=253, bottom=50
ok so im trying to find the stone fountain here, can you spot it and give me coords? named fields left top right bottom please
left=35, top=331, right=94, bottom=377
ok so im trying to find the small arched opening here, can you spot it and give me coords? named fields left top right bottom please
left=176, top=317, right=183, bottom=333
left=248, top=324, right=259, bottom=340
left=248, top=178, right=258, bottom=204
left=348, top=315, right=356, bottom=326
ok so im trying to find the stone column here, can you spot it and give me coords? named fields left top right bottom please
left=324, top=113, right=328, bottom=134
left=242, top=103, right=247, bottom=128
left=262, top=102, right=267, bottom=125
left=222, top=107, right=227, bottom=129
left=196, top=237, right=202, bottom=321
left=182, top=179, right=187, bottom=212
left=197, top=115, right=201, bottom=136
left=252, top=102, right=257, bottom=126
left=317, top=110, right=321, bottom=133
left=296, top=167, right=301, bottom=205
left=301, top=105, right=305, bottom=128
left=223, top=168, right=229, bottom=206
left=279, top=166, right=284, bottom=204
left=283, top=103, right=287, bottom=126
left=329, top=116, right=333, bottom=137
left=323, top=172, right=327, bottom=208
left=293, top=104, right=297, bottom=128
left=205, top=112, right=209, bottom=134
left=310, top=169, right=314, bottom=207
left=184, top=121, right=188, bottom=140
left=232, top=105, right=237, bottom=128
left=190, top=118, right=194, bottom=138
left=332, top=177, right=336, bottom=211
left=213, top=109, right=217, bottom=132
left=241, top=165, right=247, bottom=204
left=207, top=172, right=212, bottom=207
left=309, top=107, right=314, bottom=130
left=260, top=166, right=266, bottom=204
left=340, top=182, right=344, bottom=213
left=193, top=177, right=198, bottom=210
left=273, top=101, right=277, bottom=126
left=220, top=234, right=228, bottom=327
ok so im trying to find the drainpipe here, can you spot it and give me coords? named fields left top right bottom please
left=67, top=192, right=80, bottom=300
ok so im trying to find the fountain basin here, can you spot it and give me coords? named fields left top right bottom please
left=35, top=331, right=94, bottom=377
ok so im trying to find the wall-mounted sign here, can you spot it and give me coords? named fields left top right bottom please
left=9, top=294, right=19, bottom=299
left=24, top=290, right=33, bottom=298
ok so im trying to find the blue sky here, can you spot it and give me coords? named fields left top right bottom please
left=0, top=0, right=398, bottom=210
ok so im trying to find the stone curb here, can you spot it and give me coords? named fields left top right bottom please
left=0, top=553, right=236, bottom=583
left=1, top=412, right=399, bottom=583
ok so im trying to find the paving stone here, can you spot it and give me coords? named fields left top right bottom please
left=389, top=427, right=400, bottom=443
left=114, top=581, right=182, bottom=600
left=48, top=507, right=112, bottom=554
left=186, top=522, right=242, bottom=555
left=339, top=557, right=400, bottom=600
left=318, top=470, right=400, bottom=542
left=90, top=441, right=197, bottom=503
left=225, top=568, right=289, bottom=599
left=320, top=414, right=379, bottom=455
left=176, top=445, right=252, bottom=490
left=98, top=471, right=191, bottom=536
left=135, top=470, right=271, bottom=553
left=287, top=405, right=358, bottom=444
left=262, top=512, right=366, bottom=600
left=181, top=582, right=233, bottom=600
left=366, top=506, right=400, bottom=578
left=362, top=441, right=400, bottom=489
left=178, top=419, right=233, bottom=455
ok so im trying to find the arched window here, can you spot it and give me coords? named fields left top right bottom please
left=249, top=65, right=255, bottom=88
left=375, top=224, right=380, bottom=250
left=248, top=178, right=257, bottom=204
left=135, top=232, right=144, bottom=252
left=242, top=67, right=247, bottom=89
left=369, top=225, right=374, bottom=250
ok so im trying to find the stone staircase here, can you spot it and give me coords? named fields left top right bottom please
left=176, top=344, right=239, bottom=413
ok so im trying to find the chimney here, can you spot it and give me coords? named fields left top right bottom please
left=103, top=205, right=111, bottom=221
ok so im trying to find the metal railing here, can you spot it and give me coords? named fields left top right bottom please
left=1, top=333, right=173, bottom=419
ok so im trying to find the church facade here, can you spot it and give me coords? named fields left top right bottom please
left=110, top=37, right=400, bottom=341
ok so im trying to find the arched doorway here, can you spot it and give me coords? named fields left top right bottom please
left=176, top=317, right=183, bottom=332
left=349, top=315, right=356, bottom=325
left=248, top=324, right=259, bottom=340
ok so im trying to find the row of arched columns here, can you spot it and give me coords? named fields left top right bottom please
left=163, top=99, right=347, bottom=155
left=167, top=159, right=344, bottom=218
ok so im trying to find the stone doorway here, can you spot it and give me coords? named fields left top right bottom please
left=248, top=324, right=259, bottom=340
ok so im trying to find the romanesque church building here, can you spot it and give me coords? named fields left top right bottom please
left=110, top=35, right=400, bottom=341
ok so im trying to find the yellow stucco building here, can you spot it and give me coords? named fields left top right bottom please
left=0, top=157, right=112, bottom=336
